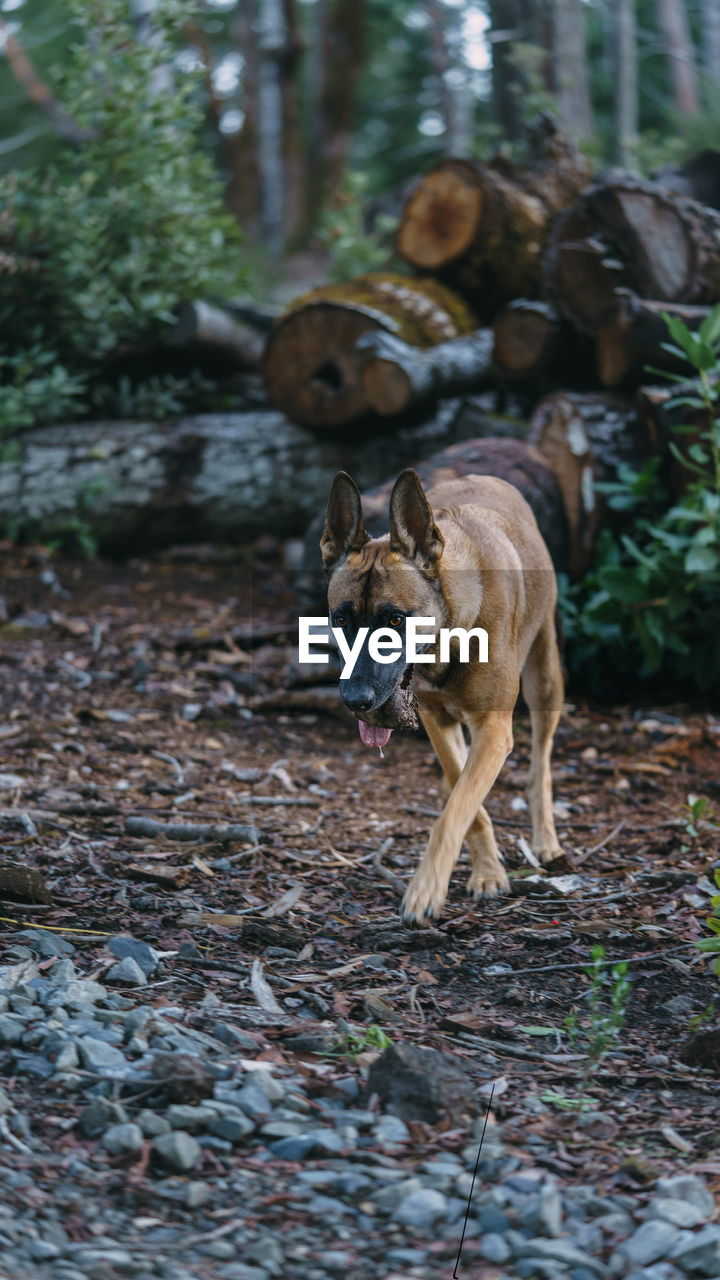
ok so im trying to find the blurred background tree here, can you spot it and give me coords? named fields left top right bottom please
left=0, top=0, right=717, bottom=254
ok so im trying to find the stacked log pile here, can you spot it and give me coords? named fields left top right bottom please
left=2, top=128, right=719, bottom=557
left=259, top=133, right=720, bottom=576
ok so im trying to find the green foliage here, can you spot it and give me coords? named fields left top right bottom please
left=696, top=868, right=720, bottom=977
left=561, top=305, right=720, bottom=694
left=331, top=1023, right=393, bottom=1060
left=0, top=0, right=244, bottom=436
left=681, top=793, right=718, bottom=843
left=564, top=945, right=631, bottom=1069
left=319, top=172, right=399, bottom=282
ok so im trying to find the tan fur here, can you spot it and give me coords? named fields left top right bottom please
left=325, top=471, right=563, bottom=922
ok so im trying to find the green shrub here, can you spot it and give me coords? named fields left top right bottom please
left=0, top=0, right=244, bottom=436
left=319, top=171, right=398, bottom=282
left=561, top=305, right=720, bottom=694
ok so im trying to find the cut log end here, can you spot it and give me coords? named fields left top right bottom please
left=362, top=358, right=414, bottom=417
left=263, top=304, right=377, bottom=427
left=492, top=300, right=560, bottom=379
left=396, top=163, right=483, bottom=269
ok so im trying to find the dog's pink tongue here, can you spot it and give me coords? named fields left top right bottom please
left=358, top=721, right=392, bottom=749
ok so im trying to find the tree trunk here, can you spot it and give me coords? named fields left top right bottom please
left=703, top=0, right=720, bottom=88
left=257, top=0, right=288, bottom=252
left=0, top=402, right=498, bottom=553
left=528, top=392, right=655, bottom=576
left=262, top=273, right=475, bottom=428
left=316, top=0, right=367, bottom=210
left=396, top=123, right=591, bottom=318
left=358, top=329, right=495, bottom=416
left=492, top=299, right=560, bottom=379
left=550, top=0, right=593, bottom=143
left=613, top=0, right=638, bottom=167
left=596, top=295, right=710, bottom=387
left=657, top=0, right=699, bottom=116
left=229, top=0, right=262, bottom=233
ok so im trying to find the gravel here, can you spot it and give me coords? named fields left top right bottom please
left=0, top=933, right=717, bottom=1280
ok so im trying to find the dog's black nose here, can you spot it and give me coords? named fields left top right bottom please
left=343, top=686, right=375, bottom=713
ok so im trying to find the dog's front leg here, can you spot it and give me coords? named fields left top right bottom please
left=401, top=712, right=513, bottom=922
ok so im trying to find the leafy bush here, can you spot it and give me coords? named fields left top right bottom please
left=561, top=306, right=720, bottom=694
left=0, top=0, right=243, bottom=436
left=319, top=171, right=398, bottom=282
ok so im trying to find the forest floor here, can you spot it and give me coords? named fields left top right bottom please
left=0, top=540, right=719, bottom=1280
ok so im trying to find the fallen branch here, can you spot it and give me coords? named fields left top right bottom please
left=125, top=817, right=261, bottom=842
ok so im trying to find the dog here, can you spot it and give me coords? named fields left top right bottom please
left=321, top=467, right=563, bottom=922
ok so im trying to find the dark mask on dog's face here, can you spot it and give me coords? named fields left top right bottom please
left=321, top=470, right=443, bottom=750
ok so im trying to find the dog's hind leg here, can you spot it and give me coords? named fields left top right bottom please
left=521, top=612, right=563, bottom=863
left=402, top=709, right=513, bottom=922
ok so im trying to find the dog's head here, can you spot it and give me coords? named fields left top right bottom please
left=321, top=469, right=444, bottom=746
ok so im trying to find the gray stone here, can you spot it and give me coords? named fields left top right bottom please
left=47, top=959, right=76, bottom=983
left=153, top=1131, right=201, bottom=1172
left=480, top=1233, right=511, bottom=1263
left=211, top=1023, right=259, bottom=1051
left=371, top=1178, right=423, bottom=1212
left=216, top=1266, right=269, bottom=1280
left=102, top=1123, right=144, bottom=1155
left=72, top=1248, right=134, bottom=1271
left=374, top=1114, right=410, bottom=1147
left=0, top=1015, right=23, bottom=1045
left=672, top=1225, right=720, bottom=1275
left=241, top=1237, right=284, bottom=1275
left=625, top=1267, right=686, bottom=1280
left=656, top=1176, right=715, bottom=1220
left=269, top=1135, right=318, bottom=1161
left=207, top=1111, right=255, bottom=1143
left=106, top=957, right=148, bottom=987
left=107, top=935, right=160, bottom=977
left=137, top=1109, right=171, bottom=1137
left=60, top=980, right=107, bottom=1008
left=21, top=930, right=75, bottom=957
left=28, top=1240, right=62, bottom=1261
left=78, top=1099, right=128, bottom=1137
left=514, top=1238, right=607, bottom=1274
left=185, top=1180, right=212, bottom=1208
left=393, top=1188, right=448, bottom=1228
left=647, top=1199, right=708, bottom=1229
left=76, top=1036, right=127, bottom=1071
left=233, top=1085, right=272, bottom=1120
left=386, top=1249, right=429, bottom=1266
left=537, top=1179, right=563, bottom=1236
left=623, top=1222, right=681, bottom=1267
left=166, top=1105, right=214, bottom=1132
left=205, top=1240, right=236, bottom=1260
left=596, top=1211, right=634, bottom=1238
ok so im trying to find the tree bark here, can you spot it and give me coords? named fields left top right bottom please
left=314, top=0, right=367, bottom=212
left=0, top=404, right=497, bottom=553
left=257, top=0, right=288, bottom=252
left=542, top=207, right=629, bottom=334
left=703, top=0, right=720, bottom=88
left=358, top=328, right=495, bottom=416
left=528, top=391, right=655, bottom=576
left=596, top=295, right=710, bottom=387
left=493, top=300, right=560, bottom=379
left=550, top=0, right=593, bottom=143
left=613, top=0, right=638, bottom=167
left=262, top=273, right=475, bottom=428
left=657, top=0, right=699, bottom=117
left=396, top=122, right=591, bottom=318
left=584, top=176, right=720, bottom=303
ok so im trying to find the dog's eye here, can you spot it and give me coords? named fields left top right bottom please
left=388, top=613, right=404, bottom=627
left=334, top=614, right=347, bottom=628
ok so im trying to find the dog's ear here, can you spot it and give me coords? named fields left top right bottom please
left=389, top=469, right=444, bottom=567
left=321, top=471, right=369, bottom=572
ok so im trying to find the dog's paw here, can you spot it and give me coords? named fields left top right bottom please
left=534, top=844, right=563, bottom=865
left=400, top=871, right=449, bottom=924
left=466, top=864, right=510, bottom=898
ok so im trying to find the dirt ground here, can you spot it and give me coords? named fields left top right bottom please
left=1, top=540, right=719, bottom=1198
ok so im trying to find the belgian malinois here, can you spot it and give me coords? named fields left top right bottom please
left=321, top=468, right=563, bottom=923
